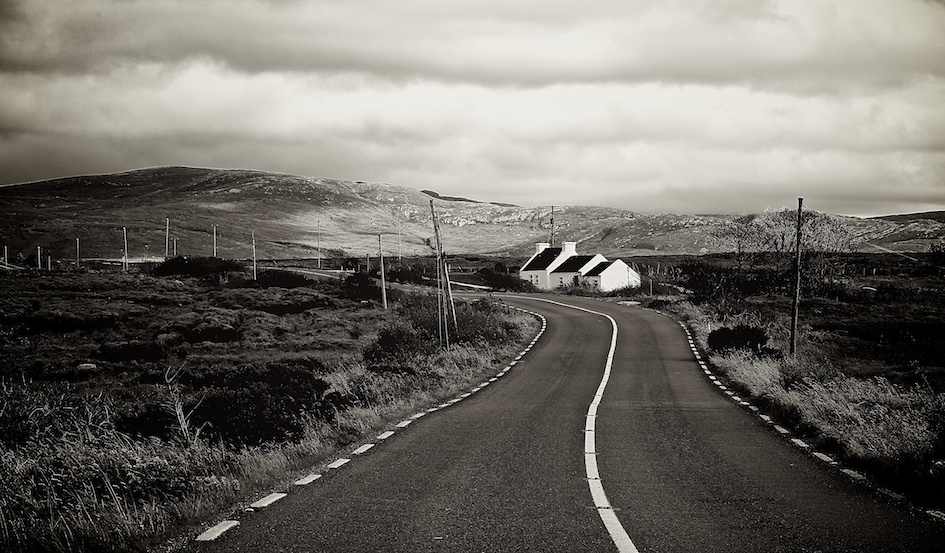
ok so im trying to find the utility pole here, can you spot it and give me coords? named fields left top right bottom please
left=76, top=238, right=80, bottom=268
left=431, top=200, right=448, bottom=348
left=212, top=225, right=217, bottom=257
left=550, top=205, right=556, bottom=246
left=317, top=220, right=321, bottom=269
left=123, top=227, right=129, bottom=271
left=379, top=235, right=388, bottom=310
left=3, top=245, right=7, bottom=266
left=173, top=238, right=178, bottom=257
left=252, top=230, right=257, bottom=281
left=790, top=197, right=804, bottom=356
left=397, top=218, right=402, bottom=261
left=36, top=246, right=41, bottom=270
left=165, top=218, right=170, bottom=259
left=430, top=200, right=456, bottom=347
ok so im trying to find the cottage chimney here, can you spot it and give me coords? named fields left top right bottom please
left=562, top=241, right=577, bottom=256
left=535, top=242, right=550, bottom=255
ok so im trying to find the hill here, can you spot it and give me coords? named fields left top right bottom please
left=0, top=167, right=942, bottom=266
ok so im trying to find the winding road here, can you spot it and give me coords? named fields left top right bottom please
left=189, top=294, right=945, bottom=552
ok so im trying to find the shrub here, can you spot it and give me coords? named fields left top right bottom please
left=255, top=270, right=313, bottom=289
left=929, top=241, right=945, bottom=266
left=476, top=267, right=537, bottom=292
left=98, top=340, right=166, bottom=362
left=363, top=318, right=433, bottom=365
left=153, top=256, right=244, bottom=279
left=452, top=298, right=525, bottom=346
left=184, top=310, right=243, bottom=343
left=707, top=324, right=770, bottom=354
left=191, top=363, right=333, bottom=446
left=343, top=273, right=380, bottom=301
left=114, top=401, right=176, bottom=440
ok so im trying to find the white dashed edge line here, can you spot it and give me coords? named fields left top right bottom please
left=250, top=493, right=287, bottom=509
left=195, top=520, right=239, bottom=541
left=926, top=509, right=945, bottom=522
left=295, top=473, right=322, bottom=486
left=194, top=305, right=548, bottom=543
left=671, top=318, right=945, bottom=525
left=327, top=458, right=350, bottom=469
left=352, top=444, right=375, bottom=455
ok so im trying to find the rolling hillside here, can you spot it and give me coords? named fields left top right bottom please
left=0, top=166, right=942, bottom=265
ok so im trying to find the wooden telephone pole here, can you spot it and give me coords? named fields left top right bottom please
left=430, top=200, right=456, bottom=348
left=790, top=197, right=804, bottom=356
left=378, top=235, right=388, bottom=310
left=122, top=227, right=129, bottom=271
left=252, top=231, right=258, bottom=281
left=550, top=205, right=556, bottom=246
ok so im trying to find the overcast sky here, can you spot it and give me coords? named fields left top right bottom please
left=1, top=0, right=944, bottom=216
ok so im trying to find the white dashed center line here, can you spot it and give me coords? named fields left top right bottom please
left=517, top=297, right=639, bottom=553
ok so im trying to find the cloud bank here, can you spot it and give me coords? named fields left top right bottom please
left=1, top=0, right=944, bottom=215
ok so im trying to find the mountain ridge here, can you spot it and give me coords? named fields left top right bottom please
left=0, top=166, right=942, bottom=264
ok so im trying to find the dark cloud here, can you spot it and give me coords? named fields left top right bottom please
left=1, top=1, right=943, bottom=216
left=2, top=0, right=943, bottom=94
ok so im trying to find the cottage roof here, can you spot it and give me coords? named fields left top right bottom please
left=584, top=260, right=615, bottom=277
left=522, top=247, right=563, bottom=271
left=550, top=255, right=596, bottom=273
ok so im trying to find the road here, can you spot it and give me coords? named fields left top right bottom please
left=189, top=295, right=945, bottom=552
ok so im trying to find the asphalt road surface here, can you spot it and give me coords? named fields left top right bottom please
left=189, top=295, right=945, bottom=552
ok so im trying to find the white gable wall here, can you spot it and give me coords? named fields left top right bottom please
left=587, top=259, right=641, bottom=292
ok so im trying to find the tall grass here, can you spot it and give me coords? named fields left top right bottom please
left=0, top=283, right=538, bottom=552
left=684, top=301, right=945, bottom=498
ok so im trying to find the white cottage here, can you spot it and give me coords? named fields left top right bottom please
left=584, top=259, right=640, bottom=292
left=519, top=242, right=640, bottom=292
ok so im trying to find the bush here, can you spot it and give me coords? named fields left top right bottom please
left=363, top=318, right=433, bottom=365
left=929, top=241, right=945, bottom=266
left=98, top=340, right=166, bottom=362
left=708, top=324, right=770, bottom=354
left=191, top=363, right=334, bottom=446
left=343, top=273, right=380, bottom=301
left=255, top=270, right=313, bottom=289
left=114, top=401, right=176, bottom=440
left=153, top=256, right=244, bottom=279
left=476, top=266, right=537, bottom=292
left=183, top=309, right=242, bottom=343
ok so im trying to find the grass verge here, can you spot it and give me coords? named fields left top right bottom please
left=0, top=268, right=537, bottom=552
left=668, top=299, right=945, bottom=506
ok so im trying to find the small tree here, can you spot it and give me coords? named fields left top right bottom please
left=930, top=241, right=945, bottom=267
left=711, top=208, right=857, bottom=290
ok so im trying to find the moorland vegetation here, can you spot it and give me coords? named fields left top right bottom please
left=0, top=258, right=536, bottom=552
left=625, top=210, right=945, bottom=506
